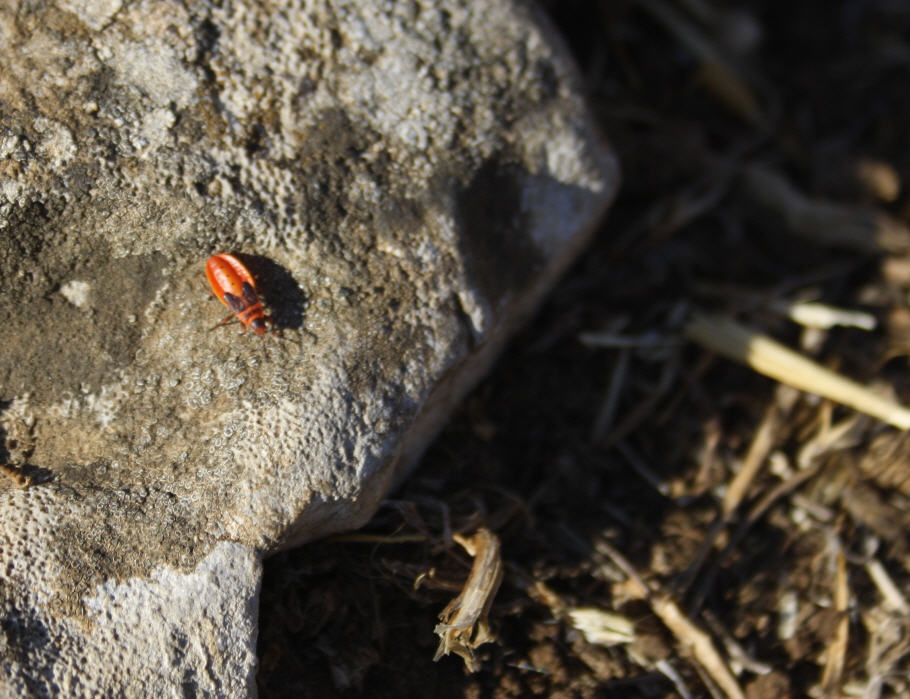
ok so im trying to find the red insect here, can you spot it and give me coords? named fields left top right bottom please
left=205, top=253, right=274, bottom=336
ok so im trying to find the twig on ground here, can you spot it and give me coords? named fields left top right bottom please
left=567, top=607, right=637, bottom=647
left=796, top=414, right=863, bottom=471
left=595, top=539, right=746, bottom=699
left=590, top=348, right=631, bottom=442
left=654, top=658, right=695, bottom=699
left=690, top=462, right=823, bottom=613
left=860, top=604, right=910, bottom=699
left=742, top=165, right=910, bottom=253
left=635, top=0, right=765, bottom=128
left=579, top=331, right=676, bottom=350
left=685, top=313, right=910, bottom=429
left=599, top=352, right=681, bottom=447
left=677, top=385, right=795, bottom=594
left=700, top=607, right=772, bottom=675
left=774, top=299, right=877, bottom=331
left=433, top=528, right=504, bottom=672
left=724, top=385, right=799, bottom=516
left=616, top=440, right=670, bottom=496
left=865, top=557, right=910, bottom=615
left=820, top=548, right=850, bottom=695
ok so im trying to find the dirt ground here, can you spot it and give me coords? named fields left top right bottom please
left=256, top=2, right=910, bottom=697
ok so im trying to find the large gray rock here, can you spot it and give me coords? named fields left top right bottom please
left=0, top=0, right=617, bottom=694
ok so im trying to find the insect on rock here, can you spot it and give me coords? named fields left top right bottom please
left=205, top=253, right=275, bottom=337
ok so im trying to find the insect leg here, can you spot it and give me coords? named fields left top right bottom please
left=210, top=314, right=240, bottom=331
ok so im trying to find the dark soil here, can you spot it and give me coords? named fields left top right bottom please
left=258, top=2, right=910, bottom=697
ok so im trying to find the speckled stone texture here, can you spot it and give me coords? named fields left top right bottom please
left=0, top=0, right=618, bottom=694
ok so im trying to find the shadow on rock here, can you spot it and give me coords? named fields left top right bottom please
left=232, top=253, right=308, bottom=332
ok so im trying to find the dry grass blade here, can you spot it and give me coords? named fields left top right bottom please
left=742, top=165, right=910, bottom=253
left=861, top=605, right=910, bottom=698
left=859, top=432, right=910, bottom=496
left=642, top=169, right=735, bottom=240
left=677, top=388, right=797, bottom=594
left=655, top=600, right=743, bottom=699
left=568, top=607, right=637, bottom=647
left=865, top=558, right=910, bottom=615
left=820, top=550, right=850, bottom=695
left=579, top=331, right=674, bottom=349
left=691, top=462, right=822, bottom=613
left=590, top=348, right=630, bottom=442
left=516, top=572, right=637, bottom=648
left=654, top=658, right=695, bottom=699
left=599, top=351, right=681, bottom=447
left=635, top=0, right=764, bottom=128
left=685, top=313, right=910, bottom=429
left=723, top=385, right=798, bottom=516
left=653, top=599, right=745, bottom=698
left=433, top=528, right=504, bottom=672
left=777, top=300, right=877, bottom=331
left=701, top=608, right=772, bottom=675
left=596, top=540, right=746, bottom=699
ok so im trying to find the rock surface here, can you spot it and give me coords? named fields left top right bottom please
left=0, top=0, right=618, bottom=693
